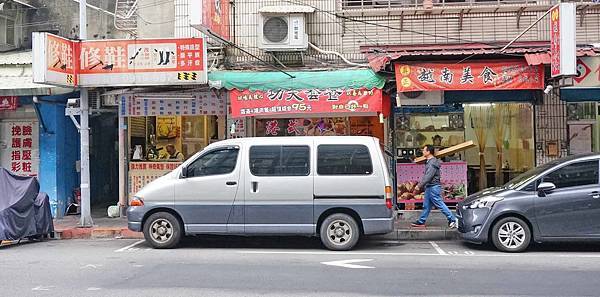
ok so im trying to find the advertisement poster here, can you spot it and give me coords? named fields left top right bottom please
left=7, top=122, right=39, bottom=176
left=396, top=162, right=467, bottom=205
left=230, top=88, right=383, bottom=118
left=394, top=61, right=544, bottom=92
left=568, top=124, right=593, bottom=155
left=128, top=162, right=181, bottom=198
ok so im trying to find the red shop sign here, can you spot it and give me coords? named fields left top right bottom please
left=230, top=88, right=383, bottom=118
left=0, top=96, right=17, bottom=110
left=395, top=60, right=544, bottom=92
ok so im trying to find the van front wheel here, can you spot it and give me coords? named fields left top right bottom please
left=320, top=213, right=360, bottom=251
left=143, top=212, right=182, bottom=249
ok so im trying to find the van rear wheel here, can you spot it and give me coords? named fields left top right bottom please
left=320, top=213, right=360, bottom=251
left=143, top=212, right=182, bottom=249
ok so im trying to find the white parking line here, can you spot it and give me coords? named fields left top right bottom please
left=114, top=240, right=145, bottom=252
left=429, top=241, right=447, bottom=255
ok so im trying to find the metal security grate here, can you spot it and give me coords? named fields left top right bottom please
left=535, top=84, right=569, bottom=166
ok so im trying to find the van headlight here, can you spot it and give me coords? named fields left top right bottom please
left=467, top=196, right=503, bottom=209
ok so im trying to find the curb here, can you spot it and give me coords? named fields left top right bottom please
left=372, top=229, right=460, bottom=241
left=53, top=228, right=143, bottom=240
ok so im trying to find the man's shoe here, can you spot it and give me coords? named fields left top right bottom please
left=411, top=221, right=426, bottom=227
left=448, top=218, right=459, bottom=229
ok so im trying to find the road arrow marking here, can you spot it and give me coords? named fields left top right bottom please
left=321, top=259, right=374, bottom=269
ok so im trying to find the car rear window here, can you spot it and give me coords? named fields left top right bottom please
left=317, top=145, right=373, bottom=175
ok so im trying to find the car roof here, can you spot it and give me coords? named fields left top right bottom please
left=207, top=136, right=379, bottom=147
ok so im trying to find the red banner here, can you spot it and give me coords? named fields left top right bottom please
left=202, top=0, right=230, bottom=41
left=395, top=60, right=544, bottom=92
left=0, top=96, right=17, bottom=111
left=230, top=88, right=383, bottom=118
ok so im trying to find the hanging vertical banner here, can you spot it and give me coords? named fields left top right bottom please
left=190, top=0, right=231, bottom=41
left=550, top=3, right=577, bottom=77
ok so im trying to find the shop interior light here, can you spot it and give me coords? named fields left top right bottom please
left=463, top=103, right=494, bottom=107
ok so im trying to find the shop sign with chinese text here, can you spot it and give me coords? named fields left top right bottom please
left=395, top=61, right=544, bottom=92
left=230, top=88, right=383, bottom=118
left=572, top=57, right=600, bottom=87
left=128, top=162, right=181, bottom=198
left=32, top=33, right=78, bottom=86
left=33, top=32, right=207, bottom=87
left=0, top=96, right=18, bottom=111
left=190, top=0, right=231, bottom=41
left=550, top=3, right=577, bottom=77
left=6, top=122, right=39, bottom=176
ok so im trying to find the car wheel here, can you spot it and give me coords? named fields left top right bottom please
left=320, top=213, right=360, bottom=251
left=491, top=217, right=531, bottom=253
left=143, top=212, right=182, bottom=249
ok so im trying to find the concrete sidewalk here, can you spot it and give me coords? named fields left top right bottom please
left=53, top=216, right=143, bottom=240
left=53, top=210, right=458, bottom=241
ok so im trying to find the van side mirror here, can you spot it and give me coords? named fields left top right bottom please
left=537, top=182, right=556, bottom=196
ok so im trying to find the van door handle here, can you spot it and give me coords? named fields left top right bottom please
left=226, top=181, right=237, bottom=186
left=251, top=181, right=258, bottom=193
left=589, top=192, right=600, bottom=199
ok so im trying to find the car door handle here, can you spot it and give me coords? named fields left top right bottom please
left=226, top=181, right=237, bottom=186
left=589, top=192, right=600, bottom=199
left=251, top=181, right=258, bottom=193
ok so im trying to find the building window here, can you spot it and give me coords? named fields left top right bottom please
left=0, top=16, right=16, bottom=46
left=317, top=145, right=373, bottom=175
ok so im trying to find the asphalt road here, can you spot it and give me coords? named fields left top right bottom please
left=2, top=236, right=600, bottom=297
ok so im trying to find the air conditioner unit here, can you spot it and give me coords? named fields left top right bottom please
left=396, top=91, right=444, bottom=106
left=257, top=13, right=308, bottom=52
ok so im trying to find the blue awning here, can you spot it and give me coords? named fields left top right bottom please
left=560, top=88, right=600, bottom=102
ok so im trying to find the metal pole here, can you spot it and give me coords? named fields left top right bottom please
left=500, top=7, right=554, bottom=52
left=118, top=108, right=127, bottom=217
left=79, top=0, right=93, bottom=227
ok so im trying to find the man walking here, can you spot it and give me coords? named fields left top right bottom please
left=411, top=145, right=458, bottom=229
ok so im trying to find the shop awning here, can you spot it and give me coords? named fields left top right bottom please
left=208, top=69, right=386, bottom=91
left=361, top=42, right=600, bottom=72
left=0, top=51, right=73, bottom=96
left=560, top=88, right=600, bottom=102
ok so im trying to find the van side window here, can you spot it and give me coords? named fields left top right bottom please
left=249, top=145, right=310, bottom=176
left=317, top=145, right=373, bottom=175
left=186, top=148, right=239, bottom=178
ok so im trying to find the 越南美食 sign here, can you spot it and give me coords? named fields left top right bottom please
left=32, top=33, right=207, bottom=87
left=230, top=88, right=383, bottom=118
left=394, top=60, right=544, bottom=92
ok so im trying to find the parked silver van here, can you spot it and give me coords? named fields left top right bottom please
left=127, top=136, right=394, bottom=250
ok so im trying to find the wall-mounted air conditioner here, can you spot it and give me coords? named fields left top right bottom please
left=257, top=6, right=314, bottom=52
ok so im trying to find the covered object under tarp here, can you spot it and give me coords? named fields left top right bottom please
left=0, top=168, right=53, bottom=241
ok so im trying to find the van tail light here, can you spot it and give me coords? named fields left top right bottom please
left=130, top=197, right=144, bottom=207
left=385, top=186, right=393, bottom=209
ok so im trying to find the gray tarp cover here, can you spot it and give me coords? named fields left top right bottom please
left=0, top=168, right=53, bottom=241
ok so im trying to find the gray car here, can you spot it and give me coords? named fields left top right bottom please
left=458, top=154, right=600, bottom=252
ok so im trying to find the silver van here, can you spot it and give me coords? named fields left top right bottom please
left=127, top=136, right=394, bottom=250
